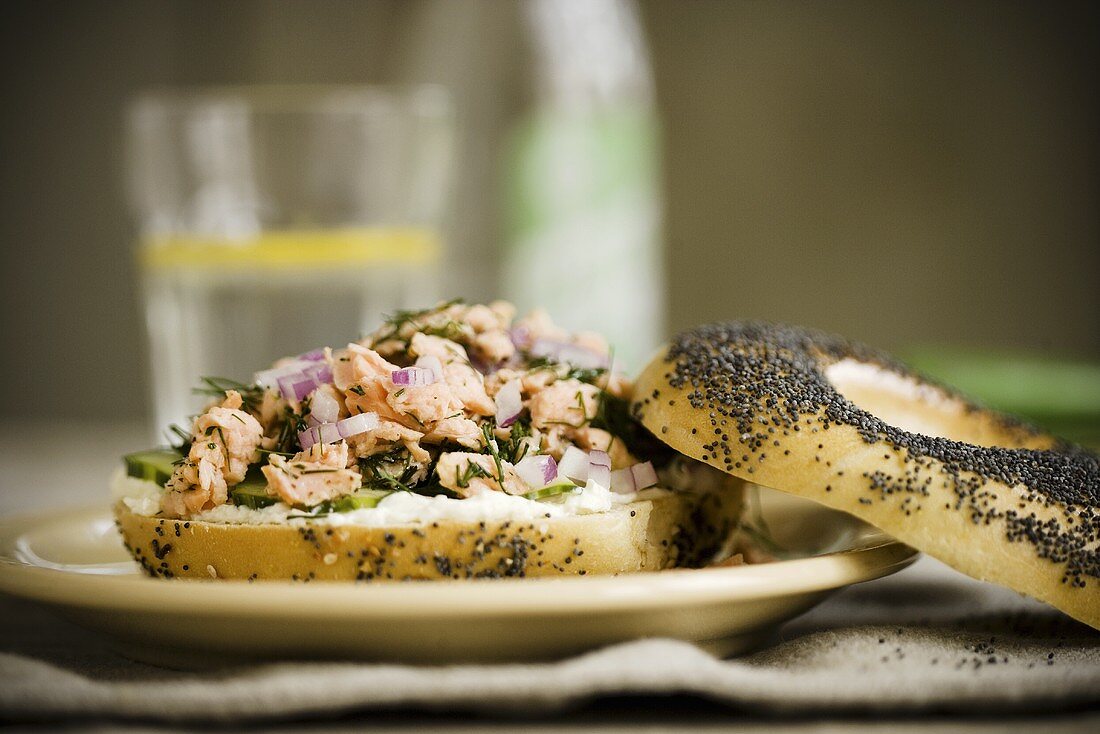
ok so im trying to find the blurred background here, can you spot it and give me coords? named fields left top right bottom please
left=0, top=0, right=1097, bottom=442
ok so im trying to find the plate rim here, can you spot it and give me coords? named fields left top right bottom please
left=0, top=504, right=919, bottom=618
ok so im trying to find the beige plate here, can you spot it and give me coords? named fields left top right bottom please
left=0, top=491, right=917, bottom=667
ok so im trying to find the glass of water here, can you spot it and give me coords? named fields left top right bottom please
left=127, top=85, right=453, bottom=438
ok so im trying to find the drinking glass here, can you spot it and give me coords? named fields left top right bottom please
left=127, top=85, right=453, bottom=438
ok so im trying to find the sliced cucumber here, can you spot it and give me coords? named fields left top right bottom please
left=523, top=478, right=579, bottom=501
left=123, top=449, right=182, bottom=485
left=327, top=488, right=394, bottom=512
left=301, top=489, right=395, bottom=516
left=230, top=479, right=277, bottom=510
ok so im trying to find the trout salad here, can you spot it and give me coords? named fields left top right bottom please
left=115, top=301, right=710, bottom=529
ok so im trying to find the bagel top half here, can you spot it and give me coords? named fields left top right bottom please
left=632, top=321, right=1099, bottom=629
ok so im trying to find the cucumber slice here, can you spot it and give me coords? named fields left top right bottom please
left=327, top=488, right=394, bottom=512
left=523, top=478, right=579, bottom=501
left=123, top=449, right=182, bottom=485
left=301, top=489, right=395, bottom=516
left=230, top=479, right=277, bottom=510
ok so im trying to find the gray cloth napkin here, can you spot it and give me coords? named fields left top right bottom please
left=1, top=557, right=1098, bottom=723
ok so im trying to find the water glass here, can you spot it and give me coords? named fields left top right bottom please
left=127, top=85, right=454, bottom=438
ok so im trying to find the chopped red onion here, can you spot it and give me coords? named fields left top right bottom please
left=309, top=388, right=342, bottom=425
left=271, top=362, right=334, bottom=402
left=557, top=446, right=590, bottom=483
left=415, top=355, right=445, bottom=383
left=254, top=360, right=313, bottom=390
left=298, top=421, right=341, bottom=449
left=561, top=344, right=609, bottom=370
left=588, top=450, right=611, bottom=468
left=611, top=467, right=635, bottom=494
left=586, top=450, right=612, bottom=488
left=296, top=348, right=327, bottom=362
left=298, top=412, right=380, bottom=449
left=494, top=379, right=523, bottom=428
left=305, top=363, right=333, bottom=385
left=335, top=412, right=379, bottom=438
left=630, top=461, right=659, bottom=490
left=610, top=461, right=659, bottom=494
left=278, top=374, right=318, bottom=402
left=587, top=462, right=611, bottom=490
left=514, top=454, right=558, bottom=489
left=509, top=325, right=533, bottom=350
left=391, top=366, right=437, bottom=387
left=529, top=339, right=609, bottom=370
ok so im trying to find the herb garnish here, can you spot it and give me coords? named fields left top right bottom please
left=498, top=417, right=533, bottom=464
left=455, top=460, right=491, bottom=489
left=272, top=405, right=308, bottom=454
left=480, top=422, right=505, bottom=484
left=359, top=450, right=417, bottom=493
left=371, top=298, right=465, bottom=347
left=193, top=376, right=266, bottom=412
left=421, top=320, right=466, bottom=342
left=524, top=358, right=608, bottom=387
left=166, top=424, right=191, bottom=454
left=566, top=366, right=608, bottom=385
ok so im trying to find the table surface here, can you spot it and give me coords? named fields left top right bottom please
left=1, top=422, right=1096, bottom=732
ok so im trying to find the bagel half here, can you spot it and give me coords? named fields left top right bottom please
left=114, top=485, right=744, bottom=581
left=632, top=321, right=1099, bottom=629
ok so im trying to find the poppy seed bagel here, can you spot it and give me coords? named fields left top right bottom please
left=632, top=321, right=1099, bottom=629
left=113, top=484, right=744, bottom=581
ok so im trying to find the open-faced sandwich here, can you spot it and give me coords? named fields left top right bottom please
left=114, top=301, right=744, bottom=581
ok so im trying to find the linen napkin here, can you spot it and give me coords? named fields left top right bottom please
left=1, top=556, right=1097, bottom=723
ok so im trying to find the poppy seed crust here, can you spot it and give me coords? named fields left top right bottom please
left=632, top=321, right=1099, bottom=620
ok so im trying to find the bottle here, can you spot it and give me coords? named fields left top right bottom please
left=502, top=0, right=664, bottom=370
left=395, top=0, right=664, bottom=370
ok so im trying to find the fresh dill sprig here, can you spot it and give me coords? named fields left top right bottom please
left=371, top=298, right=465, bottom=347
left=454, top=460, right=491, bottom=489
left=358, top=449, right=418, bottom=493
left=420, top=319, right=466, bottom=342
left=193, top=376, right=266, bottom=412
left=166, top=424, right=191, bottom=453
left=480, top=422, right=505, bottom=484
left=273, top=405, right=308, bottom=454
left=498, top=418, right=533, bottom=464
left=566, top=366, right=608, bottom=385
left=523, top=357, right=607, bottom=386
left=217, top=427, right=229, bottom=462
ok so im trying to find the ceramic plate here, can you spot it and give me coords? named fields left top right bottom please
left=0, top=491, right=916, bottom=667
